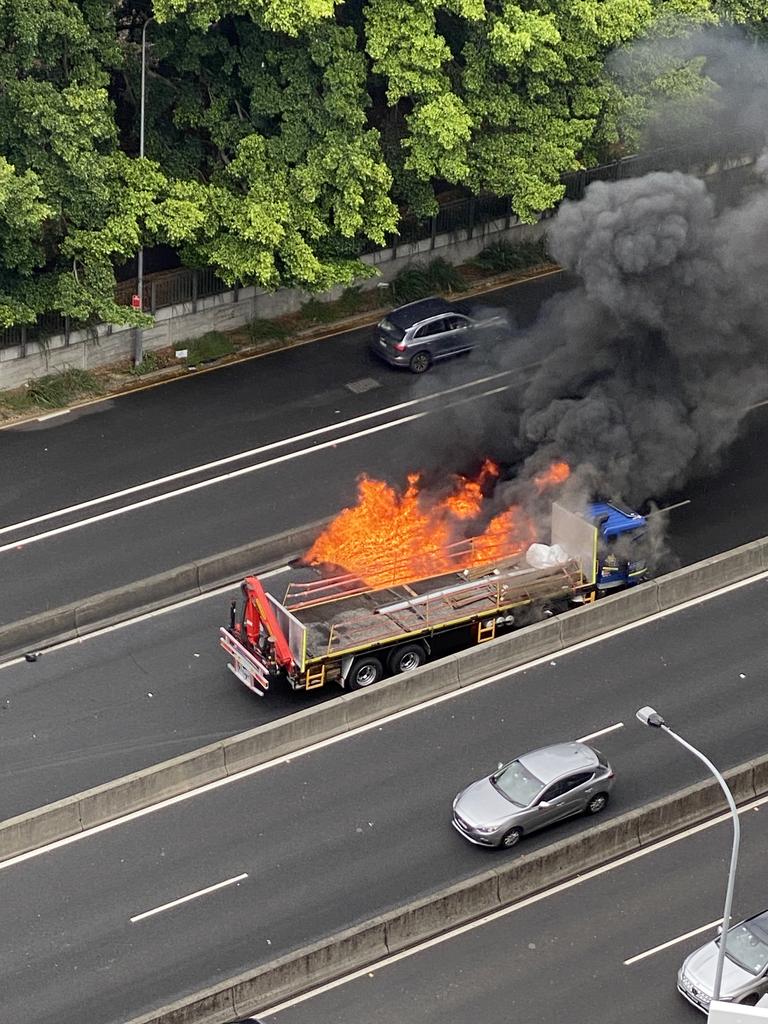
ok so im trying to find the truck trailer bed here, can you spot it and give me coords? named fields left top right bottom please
left=270, top=560, right=581, bottom=663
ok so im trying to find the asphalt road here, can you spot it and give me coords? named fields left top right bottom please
left=0, top=272, right=572, bottom=623
left=1, top=265, right=766, bottom=624
left=265, top=794, right=768, bottom=1024
left=1, top=575, right=766, bottom=1023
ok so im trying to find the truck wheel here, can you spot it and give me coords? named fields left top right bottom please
left=409, top=352, right=432, bottom=374
left=348, top=656, right=383, bottom=690
left=388, top=644, right=425, bottom=675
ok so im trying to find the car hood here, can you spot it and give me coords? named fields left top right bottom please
left=454, top=777, right=518, bottom=826
left=684, top=940, right=756, bottom=998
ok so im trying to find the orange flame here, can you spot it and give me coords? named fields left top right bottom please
left=304, top=459, right=568, bottom=590
left=533, top=461, right=571, bottom=492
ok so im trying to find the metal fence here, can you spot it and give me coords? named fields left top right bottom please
left=1, top=128, right=760, bottom=352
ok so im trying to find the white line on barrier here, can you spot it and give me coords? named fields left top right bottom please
left=624, top=918, right=721, bottom=965
left=130, top=872, right=248, bottom=923
left=0, top=565, right=291, bottom=673
left=0, top=370, right=515, bottom=538
left=0, top=566, right=766, bottom=873
left=0, top=384, right=512, bottom=555
left=577, top=722, right=624, bottom=742
left=36, top=410, right=71, bottom=421
left=260, top=795, right=768, bottom=1016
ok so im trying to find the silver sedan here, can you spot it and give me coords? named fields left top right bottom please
left=452, top=741, right=614, bottom=849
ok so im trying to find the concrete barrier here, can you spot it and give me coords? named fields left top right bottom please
left=122, top=987, right=237, bottom=1024
left=341, top=656, right=462, bottom=729
left=0, top=605, right=78, bottom=659
left=636, top=764, right=757, bottom=846
left=229, top=918, right=389, bottom=1008
left=0, top=798, right=83, bottom=860
left=385, top=869, right=500, bottom=953
left=221, top=700, right=350, bottom=777
left=656, top=540, right=768, bottom=611
left=456, top=618, right=563, bottom=687
left=194, top=517, right=332, bottom=589
left=558, top=580, right=661, bottom=647
left=121, top=755, right=768, bottom=1024
left=75, top=564, right=202, bottom=631
left=78, top=743, right=228, bottom=830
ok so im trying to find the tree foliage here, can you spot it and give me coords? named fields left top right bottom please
left=0, top=0, right=766, bottom=328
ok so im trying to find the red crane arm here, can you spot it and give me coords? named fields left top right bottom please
left=240, top=576, right=294, bottom=670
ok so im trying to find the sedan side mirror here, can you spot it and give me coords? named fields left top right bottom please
left=497, top=762, right=504, bottom=771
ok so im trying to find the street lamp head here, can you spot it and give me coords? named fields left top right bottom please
left=636, top=705, right=665, bottom=728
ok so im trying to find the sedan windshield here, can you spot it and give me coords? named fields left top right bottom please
left=492, top=760, right=543, bottom=806
left=724, top=924, right=768, bottom=975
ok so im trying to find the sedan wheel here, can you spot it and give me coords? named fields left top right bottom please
left=586, top=792, right=609, bottom=815
left=501, top=826, right=523, bottom=849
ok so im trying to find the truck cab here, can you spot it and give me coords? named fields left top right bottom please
left=589, top=502, right=648, bottom=593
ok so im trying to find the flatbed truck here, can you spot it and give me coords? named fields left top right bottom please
left=219, top=501, right=647, bottom=697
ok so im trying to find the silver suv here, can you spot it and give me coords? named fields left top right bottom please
left=678, top=911, right=768, bottom=1013
left=371, top=296, right=508, bottom=373
left=452, top=741, right=615, bottom=849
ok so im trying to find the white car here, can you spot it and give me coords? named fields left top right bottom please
left=678, top=911, right=768, bottom=1012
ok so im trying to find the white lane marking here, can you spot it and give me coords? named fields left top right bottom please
left=0, top=384, right=511, bottom=555
left=261, top=795, right=768, bottom=1015
left=0, top=371, right=514, bottom=537
left=0, top=565, right=290, bottom=672
left=36, top=410, right=71, bottom=421
left=576, top=722, right=624, bottom=742
left=624, top=918, right=721, bottom=965
left=0, top=565, right=765, bottom=872
left=130, top=872, right=247, bottom=923
left=747, top=398, right=768, bottom=410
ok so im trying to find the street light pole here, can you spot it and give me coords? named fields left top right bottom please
left=133, top=15, right=155, bottom=366
left=635, top=707, right=740, bottom=1007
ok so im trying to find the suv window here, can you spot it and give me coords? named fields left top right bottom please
left=414, top=318, right=448, bottom=339
left=445, top=314, right=470, bottom=330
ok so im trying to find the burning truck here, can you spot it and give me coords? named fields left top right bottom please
left=219, top=462, right=648, bottom=697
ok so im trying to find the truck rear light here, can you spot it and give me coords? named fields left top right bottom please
left=394, top=341, right=407, bottom=351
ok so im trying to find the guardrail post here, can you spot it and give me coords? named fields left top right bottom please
left=150, top=280, right=157, bottom=315
left=430, top=215, right=437, bottom=250
left=233, top=281, right=239, bottom=303
left=64, top=315, right=70, bottom=347
left=19, top=325, right=27, bottom=359
left=191, top=270, right=198, bottom=313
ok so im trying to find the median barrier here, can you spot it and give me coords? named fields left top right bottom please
left=636, top=764, right=758, bottom=846
left=750, top=754, right=768, bottom=797
left=655, top=539, right=768, bottom=610
left=77, top=743, right=228, bottom=830
left=221, top=700, right=350, bottom=776
left=341, top=655, right=462, bottom=728
left=0, top=604, right=79, bottom=660
left=385, top=868, right=501, bottom=953
left=0, top=798, right=83, bottom=860
left=193, top=517, right=331, bottom=590
left=558, top=580, right=661, bottom=647
left=125, top=986, right=237, bottom=1024
left=228, top=918, right=389, bottom=1011
left=456, top=617, right=563, bottom=687
left=75, top=564, right=202, bottom=632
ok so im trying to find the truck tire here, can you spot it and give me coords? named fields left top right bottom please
left=347, top=656, right=383, bottom=690
left=388, top=643, right=426, bottom=675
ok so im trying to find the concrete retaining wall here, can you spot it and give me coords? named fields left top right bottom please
left=0, top=218, right=544, bottom=390
left=0, top=533, right=765, bottom=863
left=123, top=751, right=768, bottom=1024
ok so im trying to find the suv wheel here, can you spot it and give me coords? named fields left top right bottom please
left=409, top=352, right=432, bottom=374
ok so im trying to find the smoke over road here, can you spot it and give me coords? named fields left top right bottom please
left=506, top=33, right=768, bottom=515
